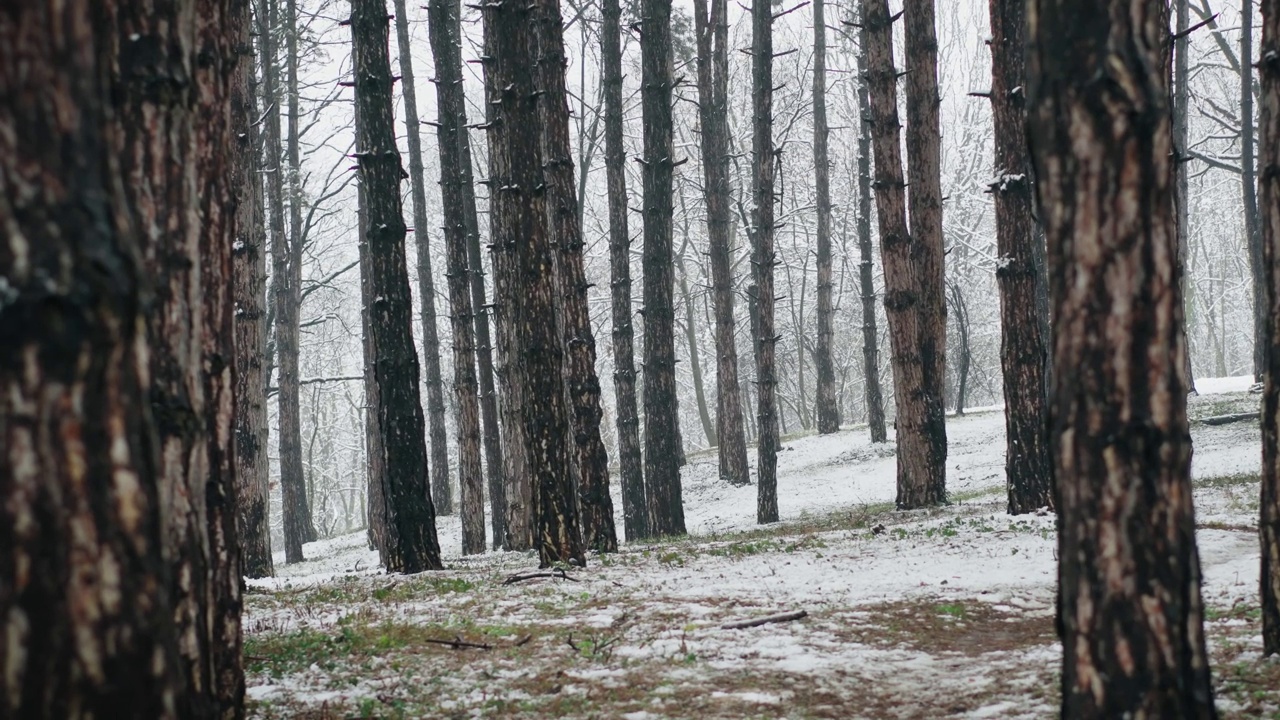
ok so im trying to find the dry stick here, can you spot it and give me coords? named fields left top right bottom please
left=421, top=636, right=494, bottom=650
left=502, top=568, right=581, bottom=585
left=720, top=610, right=808, bottom=630
left=1200, top=412, right=1260, bottom=426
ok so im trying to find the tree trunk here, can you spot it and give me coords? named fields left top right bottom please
left=392, top=0, right=454, bottom=518
left=947, top=282, right=970, bottom=415
left=854, top=22, right=888, bottom=444
left=348, top=0, right=443, bottom=574
left=233, top=0, right=275, bottom=578
left=355, top=99, right=388, bottom=555
left=693, top=0, right=752, bottom=485
left=1027, top=1, right=1217, bottom=715
left=988, top=0, right=1053, bottom=515
left=603, top=0, right=649, bottom=540
left=641, top=0, right=687, bottom=538
left=423, top=0, right=487, bottom=554
left=752, top=0, right=779, bottom=525
left=1, top=5, right=188, bottom=716
left=1174, top=0, right=1197, bottom=393
left=482, top=0, right=586, bottom=566
left=1248, top=0, right=1267, bottom=382
left=1258, top=0, right=1280, bottom=657
left=532, top=0, right=618, bottom=554
left=901, top=0, right=947, bottom=508
left=681, top=263, right=718, bottom=448
left=812, top=0, right=839, bottom=434
left=862, top=0, right=935, bottom=508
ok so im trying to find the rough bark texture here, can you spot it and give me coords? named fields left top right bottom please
left=862, top=0, right=933, bottom=507
left=854, top=18, right=888, bottom=444
left=423, top=0, right=486, bottom=554
left=532, top=0, right=618, bottom=553
left=1248, top=0, right=1267, bottom=382
left=812, top=0, right=839, bottom=435
left=392, top=0, right=453, bottom=518
left=603, top=0, right=649, bottom=540
left=901, top=0, right=948, bottom=508
left=233, top=0, right=275, bottom=578
left=1259, top=0, right=1280, bottom=657
left=988, top=0, right=1053, bottom=515
left=752, top=0, right=779, bottom=525
left=349, top=0, right=443, bottom=574
left=641, top=0, right=688, bottom=537
left=1027, top=1, right=1217, bottom=715
left=0, top=3, right=187, bottom=715
left=482, top=0, right=586, bottom=566
left=693, top=0, right=752, bottom=485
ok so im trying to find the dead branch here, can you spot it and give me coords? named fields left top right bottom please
left=502, top=568, right=581, bottom=585
left=720, top=609, right=808, bottom=630
left=421, top=635, right=494, bottom=651
left=1200, top=412, right=1258, bottom=426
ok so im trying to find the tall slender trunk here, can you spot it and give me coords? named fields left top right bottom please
left=693, top=0, right=751, bottom=485
left=392, top=0, right=454, bottom=518
left=532, top=0, right=618, bottom=553
left=901, top=0, right=947, bottom=508
left=603, top=0, right=648, bottom=540
left=862, top=0, right=933, bottom=509
left=752, top=0, right=779, bottom=525
left=812, top=0, right=839, bottom=434
left=1028, top=1, right=1216, bottom=715
left=1175, top=0, right=1196, bottom=392
left=422, top=0, right=487, bottom=554
left=989, top=0, right=1052, bottom=515
left=1258, top=0, right=1280, bottom=657
left=641, top=0, right=687, bottom=537
left=680, top=259, right=718, bottom=447
left=1247, top=0, right=1267, bottom=382
left=348, top=0, right=443, bottom=573
left=1, top=4, right=189, bottom=715
left=233, top=0, right=275, bottom=578
left=355, top=100, right=388, bottom=555
left=854, top=24, right=887, bottom=444
left=482, top=0, right=586, bottom=566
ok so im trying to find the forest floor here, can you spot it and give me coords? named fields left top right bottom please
left=243, top=376, right=1279, bottom=719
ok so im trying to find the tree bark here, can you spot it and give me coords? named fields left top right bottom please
left=1248, top=0, right=1267, bottom=382
left=233, top=0, right=275, bottom=578
left=1, top=3, right=188, bottom=715
left=641, top=0, right=687, bottom=538
left=532, top=0, right=618, bottom=553
left=392, top=0, right=454, bottom=518
left=854, top=18, right=888, bottom=444
left=1259, top=0, right=1280, bottom=658
left=752, top=0, right=779, bottom=525
left=349, top=0, right=443, bottom=574
left=988, top=0, right=1053, bottom=515
left=423, top=0, right=487, bottom=554
left=1174, top=0, right=1197, bottom=393
left=812, top=0, right=839, bottom=434
left=901, top=0, right=947, bottom=508
left=862, top=0, right=935, bottom=508
left=680, top=259, right=718, bottom=447
left=693, top=0, right=752, bottom=485
left=603, top=0, right=649, bottom=540
left=1027, top=1, right=1217, bottom=715
left=482, top=0, right=586, bottom=566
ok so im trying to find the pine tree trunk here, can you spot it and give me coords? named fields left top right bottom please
left=348, top=0, right=443, bottom=574
left=423, top=0, right=486, bottom=554
left=355, top=98, right=388, bottom=555
left=1248, top=0, right=1267, bottom=382
left=901, top=0, right=947, bottom=508
left=988, top=0, right=1052, bottom=515
left=482, top=0, right=586, bottom=566
left=233, top=0, right=276, bottom=579
left=532, top=0, right=618, bottom=553
left=603, top=0, right=649, bottom=540
left=392, top=0, right=454, bottom=518
left=1027, top=1, right=1217, bottom=715
left=641, top=0, right=688, bottom=537
left=854, top=21, right=888, bottom=444
left=862, top=0, right=934, bottom=507
left=1174, top=0, right=1196, bottom=393
left=693, top=0, right=752, bottom=485
left=812, top=0, right=839, bottom=434
left=752, top=0, right=779, bottom=525
left=681, top=265, right=718, bottom=447
left=1258, top=0, right=1280, bottom=657
left=1, top=3, right=189, bottom=715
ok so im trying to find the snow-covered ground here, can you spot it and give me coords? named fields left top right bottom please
left=243, top=377, right=1276, bottom=719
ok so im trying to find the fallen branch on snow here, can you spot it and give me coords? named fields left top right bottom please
left=421, top=636, right=494, bottom=651
left=720, top=610, right=808, bottom=630
left=1200, top=412, right=1258, bottom=426
left=502, top=568, right=580, bottom=585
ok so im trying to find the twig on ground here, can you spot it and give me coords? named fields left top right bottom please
left=1200, top=412, right=1258, bottom=426
left=422, top=636, right=494, bottom=651
left=721, top=609, right=809, bottom=630
left=502, top=568, right=581, bottom=585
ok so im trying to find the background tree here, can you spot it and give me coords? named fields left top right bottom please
left=348, top=0, right=443, bottom=573
left=1028, top=0, right=1217, bottom=714
left=1246, top=0, right=1266, bottom=381
left=1259, top=0, right=1280, bottom=658
left=812, top=0, right=839, bottom=434
left=988, top=0, right=1052, bottom=514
